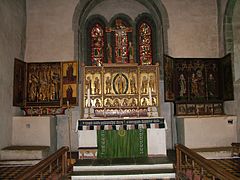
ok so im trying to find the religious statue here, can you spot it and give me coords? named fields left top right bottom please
left=105, top=76, right=111, bottom=94
left=207, top=73, right=216, bottom=98
left=130, top=76, right=136, bottom=94
left=66, top=85, right=73, bottom=102
left=85, top=76, right=92, bottom=94
left=116, top=73, right=125, bottom=94
left=66, top=63, right=74, bottom=81
left=142, top=97, right=148, bottom=106
left=28, top=74, right=39, bottom=101
left=106, top=19, right=132, bottom=64
left=141, top=76, right=148, bottom=94
left=179, top=74, right=186, bottom=97
left=94, top=76, right=100, bottom=94
left=105, top=98, right=112, bottom=107
left=191, top=73, right=198, bottom=97
left=95, top=99, right=101, bottom=107
left=148, top=75, right=155, bottom=92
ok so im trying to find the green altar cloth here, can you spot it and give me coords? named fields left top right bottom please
left=97, top=129, right=147, bottom=158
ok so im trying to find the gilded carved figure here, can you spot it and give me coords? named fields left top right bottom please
left=105, top=76, right=112, bottom=94
left=141, top=76, right=148, bottom=94
left=94, top=77, right=100, bottom=94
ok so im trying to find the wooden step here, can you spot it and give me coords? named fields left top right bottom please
left=71, top=156, right=176, bottom=179
left=71, top=169, right=175, bottom=179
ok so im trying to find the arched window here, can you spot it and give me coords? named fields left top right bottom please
left=138, top=22, right=153, bottom=65
left=90, top=23, right=105, bottom=66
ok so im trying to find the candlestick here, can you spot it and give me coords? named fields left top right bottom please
left=87, top=88, right=91, bottom=107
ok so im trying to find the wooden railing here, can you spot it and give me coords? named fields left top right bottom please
left=231, top=142, right=240, bottom=157
left=16, top=146, right=69, bottom=180
left=175, top=144, right=239, bottom=180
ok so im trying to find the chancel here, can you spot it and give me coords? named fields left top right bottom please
left=0, top=0, right=240, bottom=179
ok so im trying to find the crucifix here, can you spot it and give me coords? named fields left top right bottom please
left=106, top=19, right=132, bottom=63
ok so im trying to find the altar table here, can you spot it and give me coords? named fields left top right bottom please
left=76, top=117, right=167, bottom=158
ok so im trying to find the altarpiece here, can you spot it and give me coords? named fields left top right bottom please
left=13, top=60, right=78, bottom=115
left=164, top=54, right=234, bottom=116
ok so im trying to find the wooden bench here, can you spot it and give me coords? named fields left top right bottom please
left=78, top=147, right=98, bottom=159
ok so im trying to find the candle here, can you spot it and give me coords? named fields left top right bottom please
left=87, top=88, right=90, bottom=107
left=149, top=87, right=152, bottom=106
left=67, top=100, right=69, bottom=107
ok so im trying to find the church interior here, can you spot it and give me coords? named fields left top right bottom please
left=0, top=0, right=240, bottom=179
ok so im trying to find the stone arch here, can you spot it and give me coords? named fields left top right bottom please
left=72, top=0, right=169, bottom=77
left=224, top=0, right=237, bottom=54
left=224, top=0, right=240, bottom=81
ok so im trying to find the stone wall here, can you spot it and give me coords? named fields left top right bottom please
left=0, top=0, right=26, bottom=150
left=24, top=0, right=225, bottom=150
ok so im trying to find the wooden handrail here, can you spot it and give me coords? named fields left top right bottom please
left=176, top=144, right=239, bottom=180
left=16, top=146, right=69, bottom=180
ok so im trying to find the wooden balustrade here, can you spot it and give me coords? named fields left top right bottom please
left=16, top=146, right=69, bottom=180
left=175, top=144, right=239, bottom=180
left=231, top=142, right=240, bottom=157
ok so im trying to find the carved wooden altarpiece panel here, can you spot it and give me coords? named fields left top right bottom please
left=83, top=64, right=159, bottom=118
left=164, top=54, right=234, bottom=116
left=13, top=60, right=78, bottom=116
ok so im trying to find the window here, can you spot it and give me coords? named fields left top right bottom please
left=138, top=22, right=152, bottom=65
left=90, top=23, right=105, bottom=66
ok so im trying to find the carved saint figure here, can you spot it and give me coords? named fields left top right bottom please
left=191, top=73, right=198, bottom=97
left=148, top=75, right=155, bottom=92
left=94, top=77, right=100, bottom=94
left=95, top=99, right=101, bottom=107
left=66, top=63, right=74, bottom=81
left=141, top=76, right=148, bottom=94
left=142, top=98, right=148, bottom=106
left=179, top=74, right=186, bottom=97
left=105, top=76, right=111, bottom=94
left=66, top=85, right=73, bottom=102
left=207, top=73, right=216, bottom=97
left=117, top=73, right=125, bottom=94
left=85, top=76, right=92, bottom=94
left=130, top=76, right=136, bottom=94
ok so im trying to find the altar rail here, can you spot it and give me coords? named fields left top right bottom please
left=175, top=144, right=239, bottom=180
left=16, top=146, right=69, bottom=180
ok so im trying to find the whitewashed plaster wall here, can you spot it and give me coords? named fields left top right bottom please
left=0, top=0, right=26, bottom=150
left=25, top=0, right=222, bottom=61
left=25, top=0, right=78, bottom=62
left=25, top=0, right=224, bottom=150
left=162, top=0, right=219, bottom=57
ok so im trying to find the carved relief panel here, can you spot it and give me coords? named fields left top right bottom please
left=83, top=64, right=159, bottom=117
